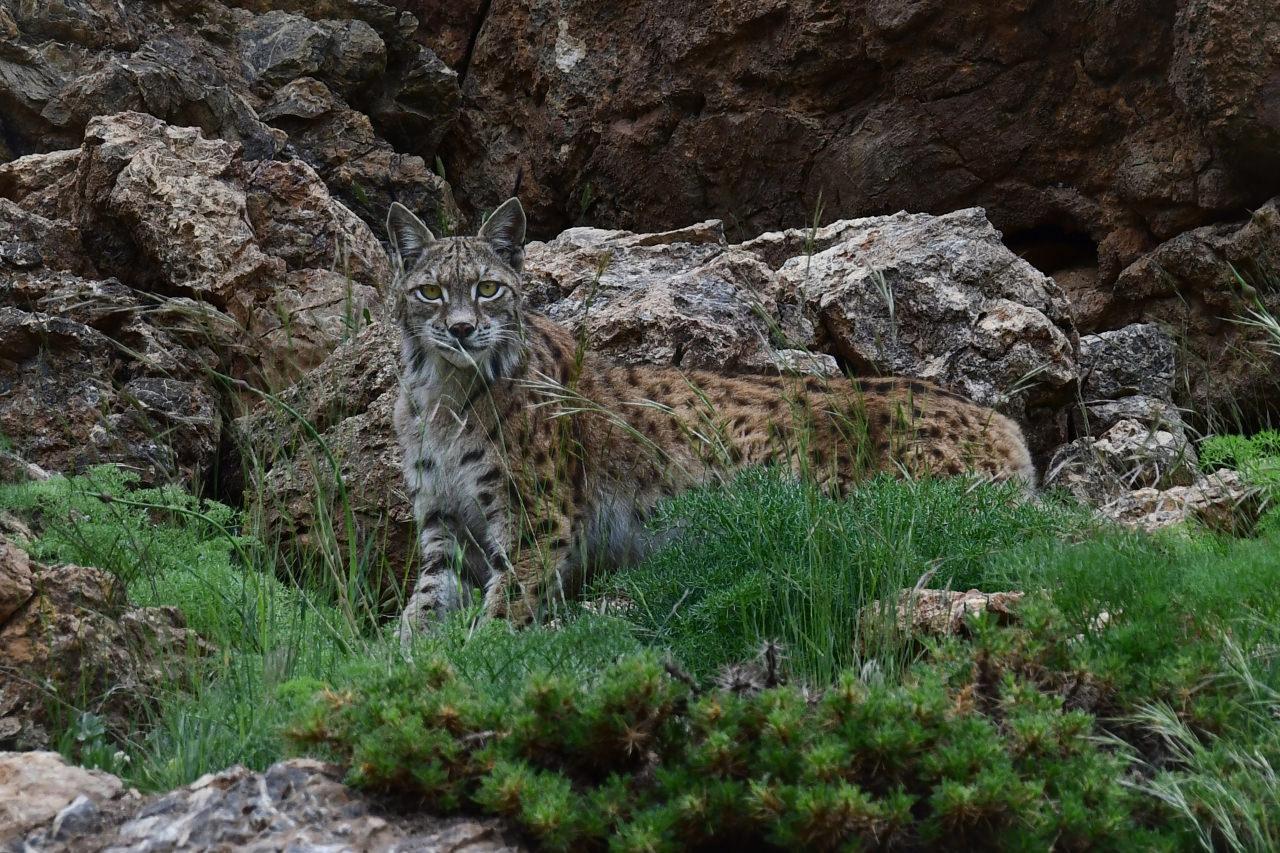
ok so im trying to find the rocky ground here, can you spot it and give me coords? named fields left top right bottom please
left=1, top=751, right=521, bottom=852
left=2, top=0, right=1278, bottom=847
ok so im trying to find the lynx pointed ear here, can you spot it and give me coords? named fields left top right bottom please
left=386, top=203, right=435, bottom=268
left=478, top=197, right=526, bottom=271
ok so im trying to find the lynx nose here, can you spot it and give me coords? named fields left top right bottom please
left=449, top=321, right=475, bottom=339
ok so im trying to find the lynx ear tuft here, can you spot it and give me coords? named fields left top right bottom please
left=478, top=197, right=526, bottom=271
left=386, top=203, right=435, bottom=267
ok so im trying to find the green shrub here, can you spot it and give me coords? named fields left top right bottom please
left=290, top=626, right=1175, bottom=851
left=1200, top=430, right=1280, bottom=534
left=607, top=470, right=1088, bottom=683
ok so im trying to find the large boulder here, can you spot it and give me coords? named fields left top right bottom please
left=763, top=208, right=1078, bottom=452
left=0, top=113, right=385, bottom=483
left=0, top=538, right=211, bottom=751
left=1059, top=323, right=1197, bottom=491
left=1108, top=198, right=1280, bottom=428
left=0, top=0, right=461, bottom=242
left=11, top=758, right=521, bottom=852
left=260, top=77, right=460, bottom=233
left=525, top=220, right=793, bottom=371
left=1102, top=468, right=1260, bottom=534
left=1045, top=418, right=1200, bottom=507
left=0, top=752, right=137, bottom=847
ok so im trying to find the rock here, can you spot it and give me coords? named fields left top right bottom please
left=771, top=349, right=841, bottom=378
left=1078, top=324, right=1176, bottom=401
left=232, top=321, right=411, bottom=595
left=253, top=384, right=414, bottom=601
left=866, top=588, right=1025, bottom=639
left=237, top=10, right=386, bottom=96
left=12, top=758, right=522, bottom=852
left=0, top=0, right=459, bottom=167
left=0, top=293, right=221, bottom=486
left=1074, top=395, right=1192, bottom=446
left=1103, top=468, right=1259, bottom=534
left=76, top=111, right=282, bottom=301
left=0, top=198, right=92, bottom=275
left=768, top=208, right=1078, bottom=454
left=1, top=114, right=387, bottom=483
left=0, top=451, right=52, bottom=484
left=74, top=110, right=385, bottom=365
left=40, top=32, right=285, bottom=161
left=1109, top=198, right=1280, bottom=428
left=527, top=220, right=790, bottom=371
left=260, top=77, right=459, bottom=234
left=407, top=0, right=486, bottom=67
left=0, top=538, right=212, bottom=750
left=1045, top=418, right=1199, bottom=506
left=0, top=752, right=135, bottom=845
left=442, top=0, right=1279, bottom=282
left=368, top=44, right=461, bottom=157
left=1170, top=0, right=1280, bottom=181
left=0, top=539, right=33, bottom=624
left=0, top=150, right=81, bottom=222
left=1067, top=322, right=1193, bottom=455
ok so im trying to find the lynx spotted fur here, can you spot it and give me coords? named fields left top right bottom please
left=387, top=199, right=1035, bottom=648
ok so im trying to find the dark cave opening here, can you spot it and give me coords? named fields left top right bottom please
left=1002, top=223, right=1099, bottom=274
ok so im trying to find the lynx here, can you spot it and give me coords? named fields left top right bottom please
left=387, top=199, right=1035, bottom=647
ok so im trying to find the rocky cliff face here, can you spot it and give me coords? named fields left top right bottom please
left=0, top=0, right=1275, bottom=513
left=416, top=0, right=1280, bottom=275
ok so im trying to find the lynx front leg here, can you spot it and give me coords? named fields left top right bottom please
left=483, top=510, right=574, bottom=626
left=398, top=516, right=468, bottom=652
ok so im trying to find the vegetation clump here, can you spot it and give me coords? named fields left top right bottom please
left=289, top=626, right=1163, bottom=851
left=5, top=456, right=1280, bottom=849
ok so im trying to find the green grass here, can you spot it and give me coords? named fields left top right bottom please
left=606, top=469, right=1090, bottom=683
left=0, top=467, right=365, bottom=788
left=1200, top=430, right=1280, bottom=533
left=6, top=459, right=1280, bottom=849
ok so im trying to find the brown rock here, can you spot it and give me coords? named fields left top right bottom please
left=0, top=539, right=34, bottom=624
left=866, top=588, right=1025, bottom=639
left=1103, top=468, right=1260, bottom=534
left=442, top=0, right=1279, bottom=276
left=0, top=752, right=135, bottom=845
left=1, top=112, right=393, bottom=483
left=1045, top=418, right=1199, bottom=507
left=14, top=758, right=522, bottom=852
left=527, top=220, right=789, bottom=371
left=76, top=112, right=282, bottom=301
left=0, top=538, right=212, bottom=750
left=1110, top=198, right=1280, bottom=427
left=259, top=77, right=460, bottom=234
left=765, top=208, right=1078, bottom=455
left=0, top=297, right=220, bottom=486
left=409, top=0, right=486, bottom=68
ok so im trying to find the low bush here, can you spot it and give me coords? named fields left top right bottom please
left=289, top=632, right=1172, bottom=851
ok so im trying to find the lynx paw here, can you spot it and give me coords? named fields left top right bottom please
left=397, top=571, right=466, bottom=655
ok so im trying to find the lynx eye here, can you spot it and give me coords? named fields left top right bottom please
left=477, top=280, right=502, bottom=299
left=414, top=283, right=443, bottom=302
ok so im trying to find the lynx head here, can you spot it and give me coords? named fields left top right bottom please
left=386, top=198, right=527, bottom=379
